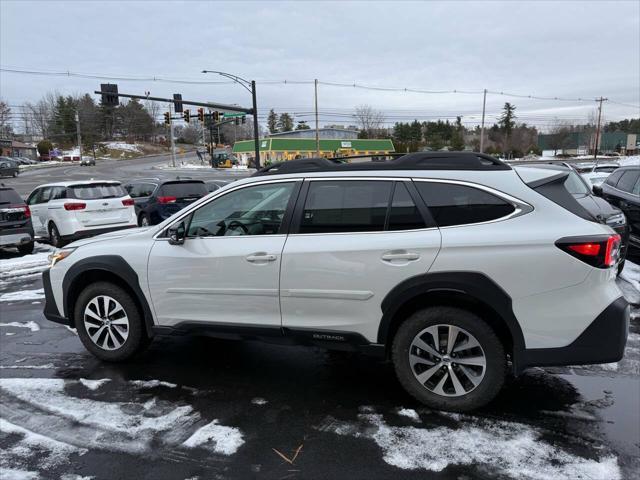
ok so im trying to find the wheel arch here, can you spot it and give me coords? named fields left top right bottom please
left=63, top=255, right=155, bottom=337
left=379, top=271, right=526, bottom=373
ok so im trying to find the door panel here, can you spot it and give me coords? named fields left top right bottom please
left=148, top=236, right=286, bottom=326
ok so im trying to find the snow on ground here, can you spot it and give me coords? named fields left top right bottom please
left=129, top=380, right=177, bottom=389
left=78, top=379, right=110, bottom=391
left=316, top=410, right=621, bottom=479
left=0, top=250, right=51, bottom=287
left=0, top=378, right=244, bottom=459
left=181, top=420, right=244, bottom=455
left=618, top=155, right=639, bottom=167
left=0, top=289, right=45, bottom=303
left=0, top=365, right=55, bottom=370
left=620, top=261, right=640, bottom=293
left=100, top=142, right=141, bottom=153
left=250, top=397, right=268, bottom=406
left=0, top=468, right=40, bottom=480
left=396, top=408, right=420, bottom=422
left=0, top=321, right=40, bottom=332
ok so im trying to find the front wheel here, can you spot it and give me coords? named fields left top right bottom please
left=74, top=282, right=149, bottom=361
left=392, top=306, right=506, bottom=412
left=48, top=223, right=65, bottom=248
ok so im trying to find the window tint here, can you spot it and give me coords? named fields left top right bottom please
left=563, top=171, right=590, bottom=196
left=632, top=177, right=640, bottom=197
left=388, top=183, right=426, bottom=231
left=300, top=180, right=392, bottom=234
left=68, top=183, right=126, bottom=200
left=416, top=182, right=515, bottom=227
left=616, top=171, right=640, bottom=193
left=0, top=188, right=23, bottom=204
left=159, top=182, right=207, bottom=199
left=127, top=183, right=156, bottom=198
left=605, top=170, right=624, bottom=186
left=187, top=182, right=295, bottom=237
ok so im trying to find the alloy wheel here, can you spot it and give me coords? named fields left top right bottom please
left=83, top=295, right=130, bottom=350
left=409, top=324, right=486, bottom=397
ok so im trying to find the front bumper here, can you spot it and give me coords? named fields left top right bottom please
left=42, top=269, right=72, bottom=326
left=519, top=296, right=629, bottom=371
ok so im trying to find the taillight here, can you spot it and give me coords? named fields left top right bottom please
left=157, top=196, right=177, bottom=204
left=64, top=202, right=86, bottom=211
left=122, top=198, right=135, bottom=206
left=556, top=234, right=621, bottom=268
left=24, top=205, right=31, bottom=218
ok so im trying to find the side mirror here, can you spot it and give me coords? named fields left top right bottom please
left=592, top=184, right=603, bottom=197
left=168, top=221, right=186, bottom=245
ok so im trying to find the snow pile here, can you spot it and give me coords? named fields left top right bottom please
left=0, top=468, right=40, bottom=480
left=251, top=397, right=268, bottom=406
left=0, top=289, right=45, bottom=303
left=618, top=155, right=639, bottom=167
left=101, top=142, right=141, bottom=153
left=317, top=411, right=621, bottom=479
left=0, top=321, right=40, bottom=332
left=182, top=420, right=245, bottom=455
left=129, top=380, right=177, bottom=389
left=0, top=251, right=51, bottom=286
left=620, top=261, right=640, bottom=293
left=396, top=408, right=420, bottom=422
left=79, top=379, right=110, bottom=391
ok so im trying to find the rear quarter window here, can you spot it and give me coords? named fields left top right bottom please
left=415, top=182, right=515, bottom=227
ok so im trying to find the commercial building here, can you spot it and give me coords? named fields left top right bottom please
left=267, top=128, right=360, bottom=140
left=537, top=131, right=638, bottom=156
left=0, top=139, right=38, bottom=159
left=232, top=138, right=395, bottom=164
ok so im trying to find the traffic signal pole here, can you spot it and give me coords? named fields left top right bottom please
left=169, top=107, right=176, bottom=168
left=251, top=80, right=260, bottom=169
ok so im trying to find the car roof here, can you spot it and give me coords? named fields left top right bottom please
left=616, top=165, right=640, bottom=171
left=33, top=180, right=122, bottom=188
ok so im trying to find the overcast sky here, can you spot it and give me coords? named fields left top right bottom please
left=1, top=0, right=639, bottom=130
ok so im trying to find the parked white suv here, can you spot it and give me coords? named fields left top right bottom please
left=27, top=180, right=136, bottom=247
left=42, top=154, right=629, bottom=411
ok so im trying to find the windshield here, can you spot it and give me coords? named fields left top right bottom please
left=69, top=183, right=127, bottom=199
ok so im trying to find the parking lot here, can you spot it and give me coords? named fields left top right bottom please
left=0, top=156, right=639, bottom=480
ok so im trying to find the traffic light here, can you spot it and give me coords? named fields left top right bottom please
left=197, top=108, right=205, bottom=122
left=163, top=112, right=171, bottom=125
left=241, top=115, right=246, bottom=124
left=183, top=110, right=190, bottom=123
left=213, top=111, right=220, bottom=122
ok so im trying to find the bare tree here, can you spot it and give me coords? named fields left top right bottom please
left=0, top=99, right=12, bottom=138
left=24, top=92, right=57, bottom=139
left=547, top=120, right=573, bottom=156
left=353, top=104, right=385, bottom=138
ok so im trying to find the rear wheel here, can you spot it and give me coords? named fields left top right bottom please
left=17, top=241, right=34, bottom=255
left=392, top=306, right=506, bottom=412
left=48, top=223, right=65, bottom=248
left=74, top=282, right=149, bottom=361
left=139, top=214, right=150, bottom=227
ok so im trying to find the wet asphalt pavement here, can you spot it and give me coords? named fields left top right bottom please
left=1, top=158, right=639, bottom=480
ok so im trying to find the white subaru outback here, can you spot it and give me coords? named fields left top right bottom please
left=42, top=153, right=629, bottom=411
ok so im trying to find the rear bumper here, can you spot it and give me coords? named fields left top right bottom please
left=61, top=224, right=136, bottom=241
left=42, top=269, right=72, bottom=326
left=519, top=296, right=629, bottom=371
left=0, top=227, right=34, bottom=247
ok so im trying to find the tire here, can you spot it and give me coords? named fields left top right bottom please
left=13, top=171, right=18, bottom=177
left=74, top=282, right=149, bottom=362
left=17, top=241, right=34, bottom=255
left=392, top=306, right=506, bottom=412
left=48, top=223, right=65, bottom=248
left=139, top=214, right=150, bottom=227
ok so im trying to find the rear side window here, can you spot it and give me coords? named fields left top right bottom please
left=388, top=183, right=426, bottom=231
left=68, top=183, right=126, bottom=200
left=159, top=182, right=207, bottom=199
left=605, top=170, right=624, bottom=186
left=416, top=182, right=515, bottom=227
left=300, top=180, right=392, bottom=233
left=616, top=170, right=640, bottom=193
left=0, top=188, right=23, bottom=204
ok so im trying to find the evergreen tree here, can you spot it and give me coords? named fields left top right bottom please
left=498, top=103, right=517, bottom=137
left=267, top=109, right=278, bottom=133
left=450, top=116, right=465, bottom=151
left=277, top=113, right=294, bottom=132
left=295, top=121, right=310, bottom=130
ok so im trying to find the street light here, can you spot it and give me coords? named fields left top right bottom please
left=201, top=70, right=260, bottom=169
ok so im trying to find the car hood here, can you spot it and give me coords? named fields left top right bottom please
left=575, top=194, right=622, bottom=222
left=67, top=227, right=152, bottom=248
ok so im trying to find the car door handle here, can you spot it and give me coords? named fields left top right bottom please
left=381, top=251, right=420, bottom=262
left=246, top=253, right=277, bottom=263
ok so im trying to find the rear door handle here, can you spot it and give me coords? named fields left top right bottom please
left=246, top=253, right=277, bottom=263
left=381, top=251, right=420, bottom=262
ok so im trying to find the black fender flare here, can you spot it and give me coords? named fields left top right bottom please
left=378, top=271, right=526, bottom=370
left=62, top=255, right=155, bottom=337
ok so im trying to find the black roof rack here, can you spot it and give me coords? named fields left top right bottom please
left=252, top=152, right=510, bottom=176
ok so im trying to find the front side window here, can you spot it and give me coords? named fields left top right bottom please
left=416, top=182, right=515, bottom=227
left=299, top=180, right=392, bottom=234
left=187, top=182, right=295, bottom=237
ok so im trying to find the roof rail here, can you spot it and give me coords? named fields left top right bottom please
left=252, top=152, right=510, bottom=176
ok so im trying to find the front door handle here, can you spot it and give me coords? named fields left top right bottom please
left=246, top=253, right=277, bottom=263
left=381, top=251, right=420, bottom=262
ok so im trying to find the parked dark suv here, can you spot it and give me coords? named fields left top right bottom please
left=595, top=165, right=640, bottom=253
left=124, top=178, right=209, bottom=226
left=518, top=162, right=630, bottom=273
left=0, top=186, right=34, bottom=254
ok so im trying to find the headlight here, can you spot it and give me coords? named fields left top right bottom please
left=48, top=248, right=76, bottom=268
left=605, top=213, right=626, bottom=227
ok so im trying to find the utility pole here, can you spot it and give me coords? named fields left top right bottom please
left=593, top=97, right=607, bottom=161
left=315, top=79, right=320, bottom=156
left=75, top=111, right=82, bottom=160
left=251, top=80, right=260, bottom=169
left=479, top=89, right=487, bottom=153
left=169, top=107, right=176, bottom=168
